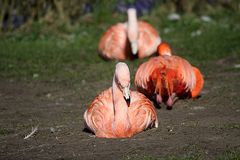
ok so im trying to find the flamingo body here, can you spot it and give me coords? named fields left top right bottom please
left=98, top=9, right=161, bottom=60
left=135, top=43, right=204, bottom=108
left=84, top=62, right=158, bottom=138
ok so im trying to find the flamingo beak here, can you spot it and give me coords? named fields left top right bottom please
left=123, top=86, right=130, bottom=105
left=123, top=86, right=130, bottom=100
left=131, top=41, right=138, bottom=55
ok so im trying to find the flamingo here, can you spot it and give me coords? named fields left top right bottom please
left=134, top=42, right=204, bottom=109
left=98, top=8, right=161, bottom=60
left=84, top=62, right=158, bottom=138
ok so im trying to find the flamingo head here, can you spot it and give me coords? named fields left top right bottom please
left=115, top=62, right=131, bottom=101
left=157, top=42, right=172, bottom=56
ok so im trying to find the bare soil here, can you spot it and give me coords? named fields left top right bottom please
left=0, top=59, right=240, bottom=160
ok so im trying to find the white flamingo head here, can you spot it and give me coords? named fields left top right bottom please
left=115, top=62, right=131, bottom=100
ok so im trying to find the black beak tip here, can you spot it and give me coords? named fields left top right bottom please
left=124, top=97, right=131, bottom=106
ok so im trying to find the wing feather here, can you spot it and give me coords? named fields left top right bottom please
left=84, top=88, right=114, bottom=134
left=135, top=55, right=196, bottom=99
left=138, top=21, right=161, bottom=58
left=128, top=91, right=158, bottom=132
left=98, top=23, right=128, bottom=60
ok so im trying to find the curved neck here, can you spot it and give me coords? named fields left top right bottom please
left=112, top=75, right=130, bottom=130
left=127, top=9, right=138, bottom=43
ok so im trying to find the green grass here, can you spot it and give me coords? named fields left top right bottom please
left=217, top=150, right=240, bottom=160
left=0, top=127, right=13, bottom=136
left=0, top=8, right=240, bottom=85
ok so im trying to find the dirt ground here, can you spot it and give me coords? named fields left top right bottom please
left=0, top=58, right=240, bottom=160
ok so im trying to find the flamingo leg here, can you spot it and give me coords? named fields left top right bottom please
left=154, top=76, right=162, bottom=105
left=156, top=94, right=162, bottom=105
left=166, top=93, right=178, bottom=109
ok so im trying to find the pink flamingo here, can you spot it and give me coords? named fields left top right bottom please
left=134, top=42, right=204, bottom=109
left=84, top=62, right=158, bottom=138
left=98, top=8, right=161, bottom=60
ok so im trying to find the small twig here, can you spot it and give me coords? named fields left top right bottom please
left=24, top=125, right=39, bottom=140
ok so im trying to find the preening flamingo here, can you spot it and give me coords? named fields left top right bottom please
left=84, top=62, right=158, bottom=138
left=134, top=42, right=204, bottom=109
left=98, top=8, right=161, bottom=60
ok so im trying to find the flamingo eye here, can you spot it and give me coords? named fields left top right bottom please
left=116, top=80, right=123, bottom=89
left=127, top=83, right=130, bottom=89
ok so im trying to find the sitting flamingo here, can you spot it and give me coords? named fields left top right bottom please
left=98, top=8, right=161, bottom=60
left=135, top=42, right=204, bottom=109
left=84, top=62, right=158, bottom=138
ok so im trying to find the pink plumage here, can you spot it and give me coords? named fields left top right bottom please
left=134, top=42, right=204, bottom=109
left=84, top=62, right=158, bottom=138
left=98, top=8, right=161, bottom=60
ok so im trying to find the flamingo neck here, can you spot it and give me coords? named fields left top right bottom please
left=127, top=9, right=138, bottom=54
left=112, top=75, right=130, bottom=131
